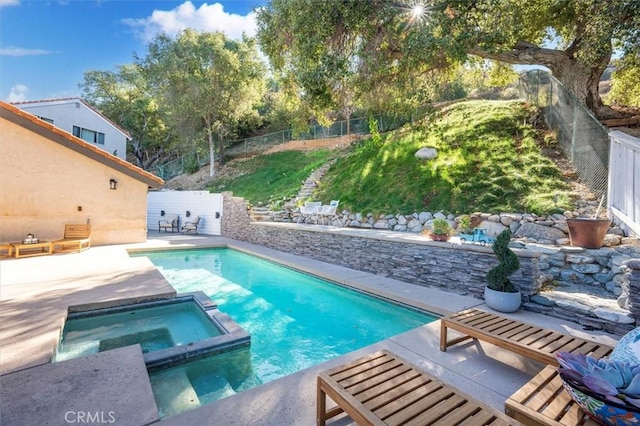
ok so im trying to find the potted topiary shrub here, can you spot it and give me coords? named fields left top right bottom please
left=484, top=229, right=522, bottom=312
left=426, top=218, right=452, bottom=242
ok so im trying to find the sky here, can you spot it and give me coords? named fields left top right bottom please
left=0, top=0, right=265, bottom=102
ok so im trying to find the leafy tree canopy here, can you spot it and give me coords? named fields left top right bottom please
left=257, top=0, right=640, bottom=119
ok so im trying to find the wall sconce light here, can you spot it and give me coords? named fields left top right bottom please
left=109, top=179, right=118, bottom=190
left=161, top=210, right=165, bottom=216
left=186, top=211, right=191, bottom=217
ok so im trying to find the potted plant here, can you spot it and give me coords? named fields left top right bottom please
left=556, top=352, right=640, bottom=425
left=484, top=229, right=522, bottom=312
left=566, top=195, right=611, bottom=249
left=426, top=218, right=452, bottom=242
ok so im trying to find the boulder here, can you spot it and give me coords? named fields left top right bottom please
left=514, top=222, right=566, bottom=242
left=415, top=147, right=438, bottom=160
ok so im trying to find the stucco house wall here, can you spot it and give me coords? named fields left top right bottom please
left=13, top=98, right=129, bottom=161
left=0, top=101, right=163, bottom=246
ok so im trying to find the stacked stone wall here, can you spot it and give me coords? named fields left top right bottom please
left=222, top=194, right=639, bottom=336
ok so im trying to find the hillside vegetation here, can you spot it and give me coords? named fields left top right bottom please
left=208, top=100, right=574, bottom=215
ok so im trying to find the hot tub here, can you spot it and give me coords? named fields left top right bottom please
left=54, top=292, right=249, bottom=368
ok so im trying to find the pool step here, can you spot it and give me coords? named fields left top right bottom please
left=151, top=369, right=200, bottom=418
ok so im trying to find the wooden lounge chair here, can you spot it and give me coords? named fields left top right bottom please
left=52, top=224, right=91, bottom=253
left=506, top=365, right=600, bottom=426
left=440, top=309, right=613, bottom=366
left=181, top=216, right=200, bottom=234
left=317, top=349, right=516, bottom=426
left=158, top=215, right=179, bottom=233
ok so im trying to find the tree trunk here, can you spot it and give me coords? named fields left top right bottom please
left=207, top=128, right=216, bottom=177
left=468, top=42, right=622, bottom=120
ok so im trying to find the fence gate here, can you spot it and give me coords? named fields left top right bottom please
left=608, top=130, right=640, bottom=237
left=147, top=191, right=222, bottom=235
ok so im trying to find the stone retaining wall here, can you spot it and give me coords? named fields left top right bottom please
left=223, top=193, right=639, bottom=335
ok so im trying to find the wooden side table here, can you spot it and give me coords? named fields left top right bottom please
left=0, top=244, right=12, bottom=257
left=10, top=241, right=53, bottom=259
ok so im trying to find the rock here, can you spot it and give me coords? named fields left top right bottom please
left=514, top=222, right=566, bottom=242
left=393, top=224, right=407, bottom=231
left=555, top=299, right=591, bottom=316
left=603, top=234, right=622, bottom=246
left=373, top=220, right=390, bottom=229
left=418, top=212, right=431, bottom=223
left=571, top=263, right=601, bottom=274
left=530, top=294, right=556, bottom=307
left=594, top=307, right=635, bottom=324
left=618, top=294, right=630, bottom=309
left=626, top=259, right=640, bottom=269
left=407, top=218, right=422, bottom=232
left=566, top=254, right=594, bottom=264
left=433, top=211, right=446, bottom=220
left=415, top=147, right=438, bottom=159
left=500, top=216, right=514, bottom=226
left=488, top=214, right=500, bottom=222
left=622, top=237, right=640, bottom=246
left=556, top=238, right=571, bottom=246
left=478, top=220, right=508, bottom=237
left=397, top=215, right=408, bottom=225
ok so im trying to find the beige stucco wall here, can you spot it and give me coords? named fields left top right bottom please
left=0, top=116, right=149, bottom=245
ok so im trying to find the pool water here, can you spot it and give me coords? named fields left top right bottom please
left=139, top=248, right=436, bottom=415
left=54, top=301, right=222, bottom=362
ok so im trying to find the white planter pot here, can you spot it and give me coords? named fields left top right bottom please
left=484, top=287, right=521, bottom=313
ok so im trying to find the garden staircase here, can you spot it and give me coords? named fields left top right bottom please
left=249, top=160, right=335, bottom=222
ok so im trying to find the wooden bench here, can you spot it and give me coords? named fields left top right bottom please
left=505, top=365, right=599, bottom=426
left=317, top=349, right=516, bottom=426
left=52, top=224, right=91, bottom=253
left=440, top=309, right=613, bottom=366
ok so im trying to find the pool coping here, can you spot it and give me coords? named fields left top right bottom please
left=0, top=232, right=620, bottom=426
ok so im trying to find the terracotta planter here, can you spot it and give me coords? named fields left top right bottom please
left=429, top=233, right=449, bottom=242
left=566, top=218, right=611, bottom=249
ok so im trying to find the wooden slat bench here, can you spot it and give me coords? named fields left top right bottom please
left=52, top=224, right=91, bottom=253
left=505, top=365, right=599, bottom=426
left=440, top=309, right=613, bottom=366
left=317, top=350, right=516, bottom=426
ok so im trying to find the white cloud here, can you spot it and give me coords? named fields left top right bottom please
left=7, top=84, right=28, bottom=102
left=123, top=1, right=257, bottom=42
left=0, top=0, right=20, bottom=8
left=0, top=47, right=57, bottom=56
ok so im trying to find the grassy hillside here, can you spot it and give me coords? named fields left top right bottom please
left=315, top=100, right=572, bottom=215
left=207, top=150, right=334, bottom=206
left=206, top=100, right=573, bottom=215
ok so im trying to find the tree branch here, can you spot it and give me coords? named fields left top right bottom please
left=468, top=41, right=568, bottom=69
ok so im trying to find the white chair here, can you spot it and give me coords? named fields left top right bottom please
left=297, top=201, right=321, bottom=224
left=318, top=200, right=340, bottom=225
left=181, top=216, right=201, bottom=234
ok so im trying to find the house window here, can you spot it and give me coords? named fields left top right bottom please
left=36, top=115, right=54, bottom=124
left=72, top=125, right=105, bottom=145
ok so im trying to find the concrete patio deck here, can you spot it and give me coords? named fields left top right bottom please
left=0, top=231, right=619, bottom=425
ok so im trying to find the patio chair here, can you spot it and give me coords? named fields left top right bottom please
left=181, top=216, right=201, bottom=234
left=158, top=214, right=179, bottom=233
left=297, top=201, right=321, bottom=224
left=52, top=224, right=91, bottom=253
left=440, top=308, right=612, bottom=365
left=318, top=200, right=339, bottom=225
left=318, top=349, right=513, bottom=425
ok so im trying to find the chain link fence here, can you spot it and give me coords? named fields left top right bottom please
left=155, top=111, right=424, bottom=180
left=519, top=70, right=609, bottom=202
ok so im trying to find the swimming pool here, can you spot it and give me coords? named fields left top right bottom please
left=137, top=248, right=436, bottom=415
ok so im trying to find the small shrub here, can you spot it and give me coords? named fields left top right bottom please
left=430, top=218, right=452, bottom=235
left=486, top=229, right=520, bottom=292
